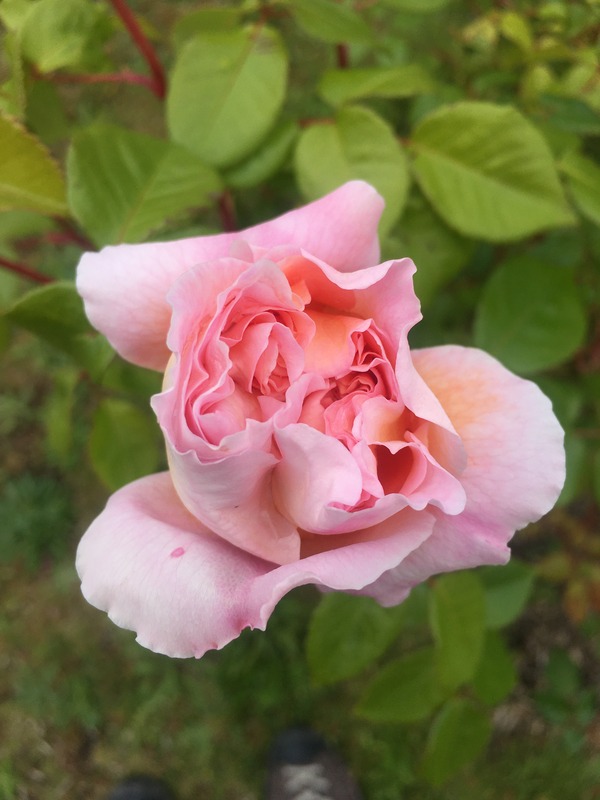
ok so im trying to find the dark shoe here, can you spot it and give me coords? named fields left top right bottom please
left=265, top=728, right=363, bottom=800
left=106, top=775, right=177, bottom=800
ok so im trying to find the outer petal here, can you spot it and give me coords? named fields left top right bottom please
left=77, top=473, right=434, bottom=658
left=76, top=181, right=384, bottom=370
left=358, top=346, right=566, bottom=605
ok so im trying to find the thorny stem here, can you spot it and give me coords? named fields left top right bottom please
left=108, top=0, right=166, bottom=99
left=0, top=255, right=53, bottom=285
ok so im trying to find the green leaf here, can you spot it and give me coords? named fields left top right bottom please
left=593, top=448, right=600, bottom=508
left=306, top=594, right=405, bottom=686
left=0, top=31, right=26, bottom=119
left=224, top=120, right=298, bottom=189
left=0, top=210, right=53, bottom=258
left=89, top=399, right=162, bottom=491
left=557, top=432, right=587, bottom=507
left=319, top=64, right=435, bottom=108
left=429, top=572, right=486, bottom=690
left=535, top=94, right=600, bottom=136
left=26, top=82, right=69, bottom=144
left=5, top=280, right=90, bottom=341
left=0, top=317, right=10, bottom=354
left=0, top=113, right=67, bottom=215
left=526, top=228, right=584, bottom=269
left=44, top=366, right=78, bottom=467
left=0, top=269, right=22, bottom=353
left=100, top=357, right=162, bottom=399
left=420, top=699, right=491, bottom=787
left=389, top=190, right=473, bottom=307
left=171, top=6, right=242, bottom=49
left=410, top=101, right=575, bottom=241
left=472, top=631, right=517, bottom=706
left=67, top=124, right=221, bottom=246
left=167, top=26, right=288, bottom=169
left=381, top=0, right=452, bottom=10
left=3, top=281, right=112, bottom=375
left=474, top=255, right=587, bottom=373
left=295, top=106, right=409, bottom=235
left=20, top=0, right=105, bottom=72
left=499, top=11, right=533, bottom=52
left=288, top=0, right=373, bottom=44
left=0, top=0, right=34, bottom=31
left=535, top=377, right=583, bottom=429
left=355, top=647, right=441, bottom=723
left=543, top=649, right=581, bottom=700
left=560, top=151, right=600, bottom=227
left=478, top=560, right=534, bottom=630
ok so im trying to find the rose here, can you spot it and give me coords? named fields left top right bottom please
left=76, top=181, right=565, bottom=658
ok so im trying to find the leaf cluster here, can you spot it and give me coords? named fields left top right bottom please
left=307, top=561, right=533, bottom=785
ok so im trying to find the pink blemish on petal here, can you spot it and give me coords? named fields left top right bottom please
left=170, top=547, right=185, bottom=558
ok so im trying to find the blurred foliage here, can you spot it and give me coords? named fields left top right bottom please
left=1, top=0, right=600, bottom=796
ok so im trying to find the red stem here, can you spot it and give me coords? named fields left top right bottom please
left=0, top=255, right=53, bottom=284
left=298, top=117, right=334, bottom=128
left=336, top=44, right=349, bottom=69
left=53, top=218, right=96, bottom=251
left=108, top=0, right=166, bottom=99
left=43, top=68, right=157, bottom=94
left=218, top=191, right=237, bottom=233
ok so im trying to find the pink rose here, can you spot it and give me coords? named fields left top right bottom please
left=76, top=182, right=565, bottom=658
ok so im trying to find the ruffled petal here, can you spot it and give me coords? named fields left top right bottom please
left=273, top=423, right=447, bottom=535
left=358, top=345, right=566, bottom=605
left=166, top=442, right=301, bottom=565
left=77, top=181, right=384, bottom=370
left=77, top=473, right=434, bottom=658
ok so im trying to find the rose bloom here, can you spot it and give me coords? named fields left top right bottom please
left=76, top=182, right=565, bottom=658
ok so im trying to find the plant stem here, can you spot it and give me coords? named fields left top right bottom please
left=43, top=68, right=157, bottom=94
left=108, top=0, right=166, bottom=99
left=298, top=117, right=334, bottom=128
left=336, top=44, right=349, bottom=69
left=0, top=255, right=53, bottom=285
left=218, top=191, right=237, bottom=233
left=53, top=218, right=95, bottom=251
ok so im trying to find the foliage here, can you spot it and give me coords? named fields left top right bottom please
left=309, top=564, right=531, bottom=782
left=1, top=0, right=600, bottom=795
left=0, top=472, right=72, bottom=569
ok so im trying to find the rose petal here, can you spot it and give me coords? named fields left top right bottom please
left=166, top=438, right=301, bottom=565
left=77, top=473, right=434, bottom=658
left=76, top=182, right=384, bottom=370
left=76, top=473, right=263, bottom=658
left=303, top=311, right=367, bottom=377
left=283, top=254, right=420, bottom=358
left=359, top=395, right=466, bottom=510
left=274, top=421, right=464, bottom=535
left=358, top=345, right=566, bottom=604
left=155, top=259, right=309, bottom=454
left=274, top=423, right=365, bottom=527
